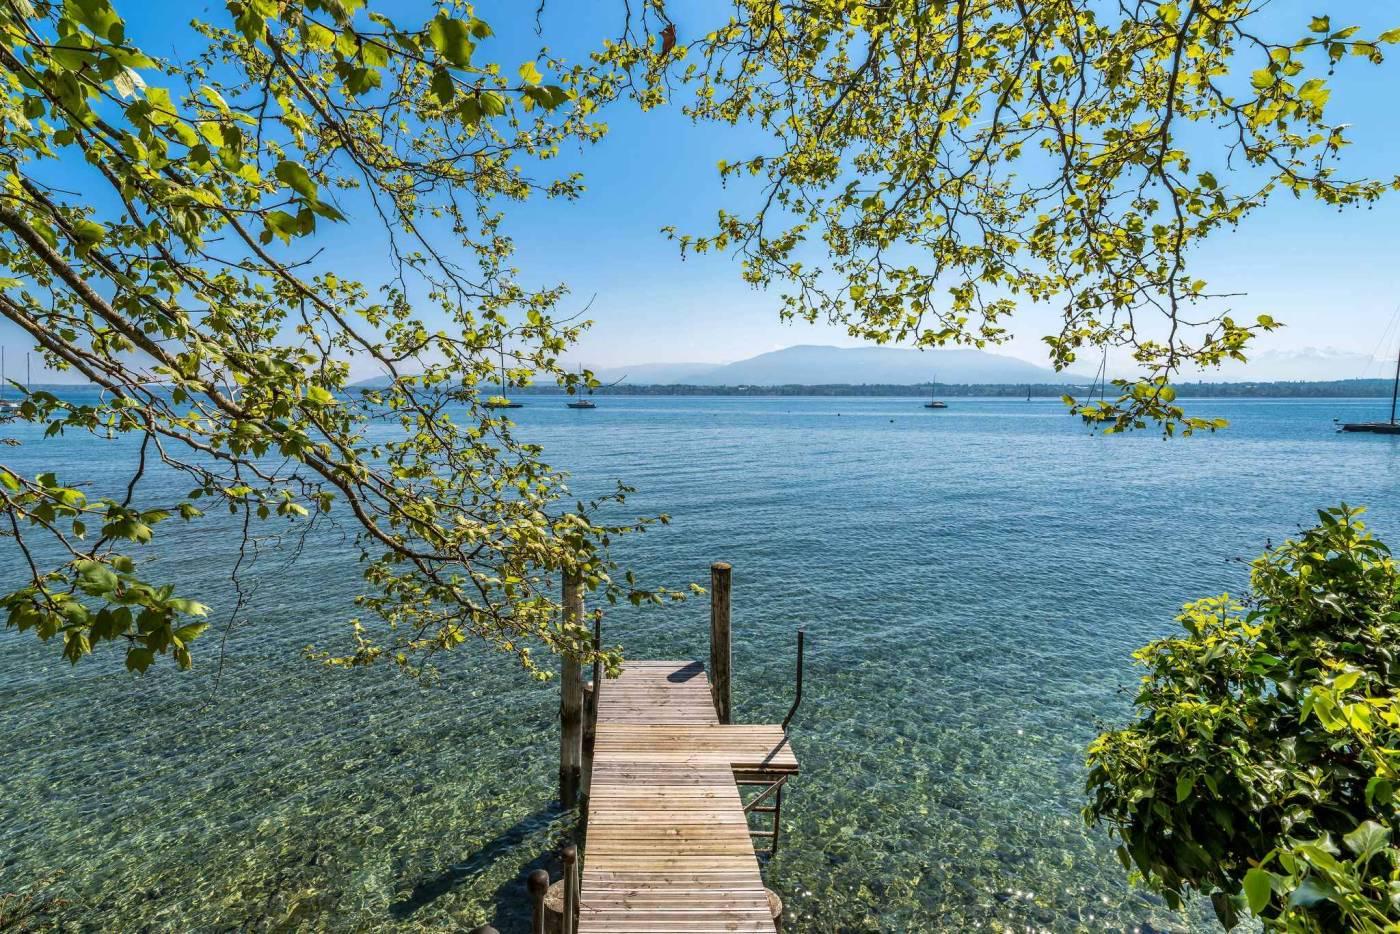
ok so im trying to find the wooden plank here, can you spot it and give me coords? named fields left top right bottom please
left=577, top=660, right=798, bottom=934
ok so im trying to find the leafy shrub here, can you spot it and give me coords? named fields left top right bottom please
left=1086, top=505, right=1400, bottom=930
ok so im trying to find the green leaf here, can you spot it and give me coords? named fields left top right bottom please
left=339, top=65, right=380, bottom=96
left=523, top=85, right=568, bottom=111
left=1176, top=772, right=1196, bottom=803
left=428, top=14, right=473, bottom=67
left=68, top=0, right=122, bottom=40
left=1287, top=876, right=1334, bottom=908
left=306, top=384, right=336, bottom=405
left=360, top=39, right=388, bottom=68
left=519, top=60, right=542, bottom=85
left=304, top=21, right=334, bottom=50
left=456, top=96, right=481, bottom=126
left=274, top=160, right=317, bottom=202
left=1332, top=669, right=1361, bottom=692
left=478, top=91, right=505, bottom=117
left=1243, top=867, right=1272, bottom=915
left=169, top=120, right=199, bottom=147
left=71, top=219, right=106, bottom=254
left=1343, top=820, right=1390, bottom=861
left=232, top=1, right=266, bottom=41
left=125, top=646, right=155, bottom=673
left=76, top=560, right=118, bottom=595
left=262, top=209, right=300, bottom=244
left=430, top=68, right=455, bottom=106
left=173, top=622, right=209, bottom=645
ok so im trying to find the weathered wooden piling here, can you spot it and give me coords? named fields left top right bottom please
left=560, top=571, right=584, bottom=809
left=709, top=560, right=733, bottom=724
left=527, top=868, right=549, bottom=934
left=561, top=845, right=579, bottom=934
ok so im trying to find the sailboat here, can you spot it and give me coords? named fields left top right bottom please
left=485, top=348, right=524, bottom=409
left=566, top=365, right=596, bottom=409
left=924, top=376, right=947, bottom=409
left=1340, top=341, right=1400, bottom=434
left=0, top=349, right=20, bottom=414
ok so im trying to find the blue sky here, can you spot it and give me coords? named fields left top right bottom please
left=6, top=0, right=1400, bottom=382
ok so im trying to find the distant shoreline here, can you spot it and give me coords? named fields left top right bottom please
left=32, top=378, right=1400, bottom=400
left=507, top=378, right=1400, bottom=399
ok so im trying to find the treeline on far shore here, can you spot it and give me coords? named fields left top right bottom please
left=39, top=378, right=1400, bottom=400
left=521, top=378, right=1400, bottom=398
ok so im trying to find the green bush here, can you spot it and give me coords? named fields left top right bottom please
left=1086, top=505, right=1400, bottom=931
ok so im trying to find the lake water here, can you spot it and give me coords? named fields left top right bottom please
left=3, top=395, right=1400, bottom=932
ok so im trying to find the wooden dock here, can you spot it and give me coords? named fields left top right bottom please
left=578, top=660, right=799, bottom=933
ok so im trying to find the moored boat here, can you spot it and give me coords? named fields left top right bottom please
left=1340, top=340, right=1399, bottom=435
left=566, top=365, right=597, bottom=408
left=924, top=375, right=947, bottom=409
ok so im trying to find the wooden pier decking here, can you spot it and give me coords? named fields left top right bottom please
left=578, top=660, right=799, bottom=933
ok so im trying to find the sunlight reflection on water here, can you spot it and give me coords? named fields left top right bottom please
left=3, top=395, right=1398, bottom=931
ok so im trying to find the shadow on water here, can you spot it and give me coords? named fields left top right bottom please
left=388, top=804, right=573, bottom=925
left=485, top=844, right=566, bottom=934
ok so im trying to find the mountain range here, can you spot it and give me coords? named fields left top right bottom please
left=347, top=344, right=1397, bottom=389
left=591, top=345, right=1090, bottom=386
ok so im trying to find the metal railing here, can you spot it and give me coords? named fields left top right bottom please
left=782, top=627, right=806, bottom=732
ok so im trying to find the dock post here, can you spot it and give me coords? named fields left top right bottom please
left=560, top=570, right=584, bottom=810
left=527, top=868, right=549, bottom=934
left=562, top=844, right=579, bottom=934
left=709, top=561, right=732, bottom=724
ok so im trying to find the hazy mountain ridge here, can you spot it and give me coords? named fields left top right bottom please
left=593, top=344, right=1089, bottom=386
left=344, top=343, right=1397, bottom=388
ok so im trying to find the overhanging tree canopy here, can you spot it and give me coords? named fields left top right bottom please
left=0, top=0, right=683, bottom=675
left=1, top=0, right=1397, bottom=674
left=608, top=0, right=1399, bottom=432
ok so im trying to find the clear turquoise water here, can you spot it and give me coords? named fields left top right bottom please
left=3, top=395, right=1400, bottom=932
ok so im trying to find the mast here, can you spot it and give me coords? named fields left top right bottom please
left=1391, top=339, right=1399, bottom=425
